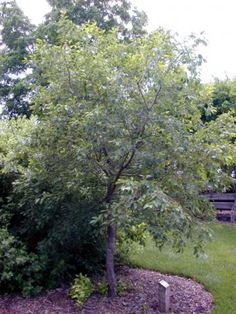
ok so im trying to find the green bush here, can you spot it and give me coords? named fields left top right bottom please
left=97, top=278, right=108, bottom=295
left=1, top=162, right=106, bottom=294
left=97, top=277, right=131, bottom=296
left=6, top=185, right=106, bottom=285
left=117, top=278, right=132, bottom=295
left=69, top=274, right=94, bottom=307
left=0, top=117, right=106, bottom=295
left=0, top=228, right=45, bottom=296
left=0, top=181, right=106, bottom=295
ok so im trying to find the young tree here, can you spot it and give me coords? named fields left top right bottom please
left=29, top=18, right=235, bottom=296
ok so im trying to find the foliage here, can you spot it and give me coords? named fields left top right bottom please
left=1, top=11, right=235, bottom=297
left=0, top=119, right=46, bottom=296
left=2, top=173, right=106, bottom=290
left=0, top=117, right=36, bottom=209
left=29, top=17, right=236, bottom=295
left=0, top=0, right=35, bottom=117
left=0, top=117, right=106, bottom=294
left=97, top=277, right=108, bottom=295
left=201, top=78, right=236, bottom=122
left=198, top=80, right=236, bottom=190
left=117, top=278, right=132, bottom=295
left=69, top=273, right=94, bottom=307
left=42, top=0, right=147, bottom=41
left=0, top=228, right=45, bottom=296
left=128, top=223, right=236, bottom=314
left=194, top=113, right=236, bottom=191
left=116, top=223, right=148, bottom=262
left=97, top=277, right=131, bottom=295
left=0, top=0, right=147, bottom=118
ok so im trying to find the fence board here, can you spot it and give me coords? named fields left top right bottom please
left=213, top=202, right=234, bottom=210
left=202, top=192, right=236, bottom=222
left=202, top=193, right=236, bottom=201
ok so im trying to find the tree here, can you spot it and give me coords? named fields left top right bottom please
left=28, top=17, right=236, bottom=296
left=201, top=78, right=236, bottom=122
left=41, top=0, right=147, bottom=42
left=0, top=0, right=35, bottom=117
left=199, top=79, right=236, bottom=184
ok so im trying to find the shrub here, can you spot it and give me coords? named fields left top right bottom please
left=97, top=277, right=131, bottom=296
left=117, top=278, right=132, bottom=295
left=0, top=228, right=44, bottom=296
left=0, top=117, right=106, bottom=295
left=97, top=278, right=108, bottom=295
left=2, top=171, right=106, bottom=293
left=69, top=274, right=93, bottom=307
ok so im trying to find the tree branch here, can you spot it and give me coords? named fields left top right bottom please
left=152, top=83, right=162, bottom=106
left=137, top=81, right=149, bottom=111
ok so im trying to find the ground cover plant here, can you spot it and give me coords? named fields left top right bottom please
left=128, top=222, right=236, bottom=314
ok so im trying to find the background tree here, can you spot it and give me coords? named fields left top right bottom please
left=0, top=0, right=35, bottom=117
left=40, top=0, right=147, bottom=42
left=200, top=79, right=236, bottom=183
left=201, top=78, right=236, bottom=122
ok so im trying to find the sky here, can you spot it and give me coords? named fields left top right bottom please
left=15, top=0, right=236, bottom=82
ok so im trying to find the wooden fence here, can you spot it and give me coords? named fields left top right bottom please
left=202, top=193, right=236, bottom=222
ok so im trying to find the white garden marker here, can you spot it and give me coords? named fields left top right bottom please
left=158, top=280, right=170, bottom=312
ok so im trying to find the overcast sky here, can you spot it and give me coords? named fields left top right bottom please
left=15, top=0, right=236, bottom=82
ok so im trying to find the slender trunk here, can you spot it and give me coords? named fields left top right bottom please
left=105, top=182, right=117, bottom=297
left=103, top=150, right=136, bottom=297
left=106, top=223, right=116, bottom=297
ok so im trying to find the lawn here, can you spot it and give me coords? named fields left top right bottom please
left=127, top=223, right=236, bottom=314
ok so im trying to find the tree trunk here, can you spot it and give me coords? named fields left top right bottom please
left=106, top=223, right=117, bottom=297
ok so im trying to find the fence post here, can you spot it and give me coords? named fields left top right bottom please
left=231, top=200, right=236, bottom=223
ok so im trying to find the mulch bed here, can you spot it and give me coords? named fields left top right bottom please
left=0, top=266, right=213, bottom=314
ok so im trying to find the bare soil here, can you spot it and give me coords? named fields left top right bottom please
left=0, top=267, right=213, bottom=314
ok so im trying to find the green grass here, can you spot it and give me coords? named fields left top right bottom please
left=127, top=223, right=236, bottom=314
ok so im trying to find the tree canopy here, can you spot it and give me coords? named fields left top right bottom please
left=0, top=0, right=147, bottom=117
left=44, top=0, right=147, bottom=38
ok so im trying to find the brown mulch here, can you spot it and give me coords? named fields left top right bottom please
left=0, top=267, right=213, bottom=314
